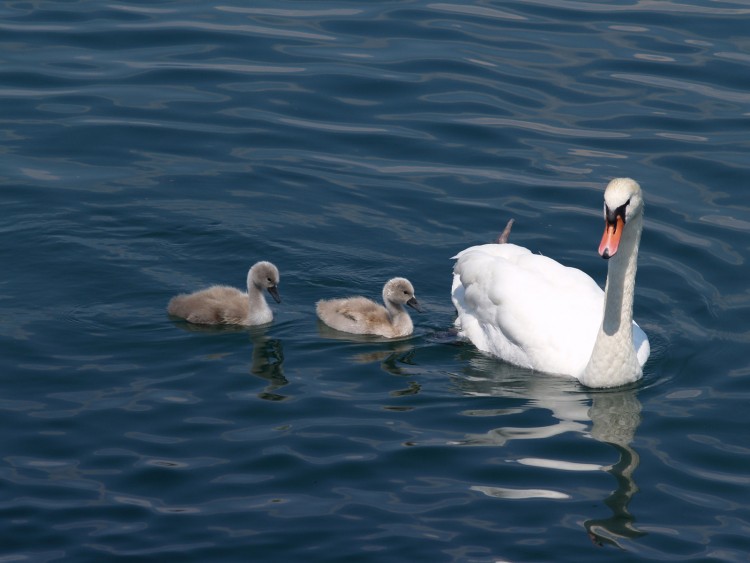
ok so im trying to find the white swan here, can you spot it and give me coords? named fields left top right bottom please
left=451, top=178, right=650, bottom=388
left=167, top=261, right=281, bottom=326
left=316, top=277, right=421, bottom=338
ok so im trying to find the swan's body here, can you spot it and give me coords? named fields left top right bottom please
left=451, top=178, right=650, bottom=388
left=316, top=277, right=421, bottom=338
left=168, top=261, right=281, bottom=326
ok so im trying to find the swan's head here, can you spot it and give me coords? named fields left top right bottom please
left=249, top=261, right=281, bottom=303
left=383, top=277, right=421, bottom=312
left=599, top=178, right=643, bottom=259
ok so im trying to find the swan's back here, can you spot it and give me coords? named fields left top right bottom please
left=453, top=243, right=620, bottom=376
left=316, top=296, right=403, bottom=338
left=168, top=285, right=250, bottom=325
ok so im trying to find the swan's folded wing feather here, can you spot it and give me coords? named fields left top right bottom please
left=633, top=322, right=650, bottom=367
left=317, top=296, right=390, bottom=335
left=167, top=285, right=249, bottom=325
left=453, top=244, right=605, bottom=375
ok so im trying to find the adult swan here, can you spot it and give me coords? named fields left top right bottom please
left=451, top=178, right=650, bottom=388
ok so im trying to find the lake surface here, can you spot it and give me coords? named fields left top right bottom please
left=2, top=1, right=749, bottom=561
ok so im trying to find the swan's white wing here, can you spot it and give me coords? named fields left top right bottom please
left=633, top=322, right=650, bottom=367
left=452, top=243, right=606, bottom=377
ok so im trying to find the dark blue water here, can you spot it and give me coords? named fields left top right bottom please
left=2, top=1, right=749, bottom=561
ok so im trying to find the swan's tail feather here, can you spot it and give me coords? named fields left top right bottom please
left=495, top=218, right=515, bottom=244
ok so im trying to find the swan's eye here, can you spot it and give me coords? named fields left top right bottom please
left=605, top=202, right=629, bottom=225
left=616, top=202, right=628, bottom=223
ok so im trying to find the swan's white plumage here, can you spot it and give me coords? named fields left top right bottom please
left=452, top=243, right=648, bottom=376
left=451, top=178, right=650, bottom=388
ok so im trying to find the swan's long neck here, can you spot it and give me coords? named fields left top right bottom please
left=580, top=214, right=643, bottom=388
left=246, top=275, right=272, bottom=324
left=384, top=298, right=413, bottom=337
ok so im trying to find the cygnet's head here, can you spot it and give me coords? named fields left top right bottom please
left=248, top=261, right=281, bottom=303
left=383, top=277, right=421, bottom=312
left=599, top=178, right=644, bottom=259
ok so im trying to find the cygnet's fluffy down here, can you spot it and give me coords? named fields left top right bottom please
left=167, top=261, right=281, bottom=326
left=316, top=277, right=421, bottom=338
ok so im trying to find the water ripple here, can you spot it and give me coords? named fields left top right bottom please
left=427, top=3, right=528, bottom=21
left=613, top=73, right=750, bottom=103
left=459, top=116, right=630, bottom=138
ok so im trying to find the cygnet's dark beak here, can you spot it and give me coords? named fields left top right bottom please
left=267, top=286, right=281, bottom=304
left=406, top=297, right=421, bottom=312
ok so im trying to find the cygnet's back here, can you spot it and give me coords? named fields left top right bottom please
left=168, top=261, right=281, bottom=326
left=316, top=277, right=420, bottom=338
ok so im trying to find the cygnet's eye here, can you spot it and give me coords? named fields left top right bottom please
left=267, top=277, right=273, bottom=284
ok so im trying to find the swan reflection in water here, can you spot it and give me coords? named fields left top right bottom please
left=584, top=390, right=645, bottom=547
left=453, top=350, right=645, bottom=548
left=171, top=321, right=288, bottom=401
left=317, top=320, right=420, bottom=394
left=246, top=328, right=287, bottom=401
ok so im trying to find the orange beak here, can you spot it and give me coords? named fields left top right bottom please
left=598, top=216, right=624, bottom=259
